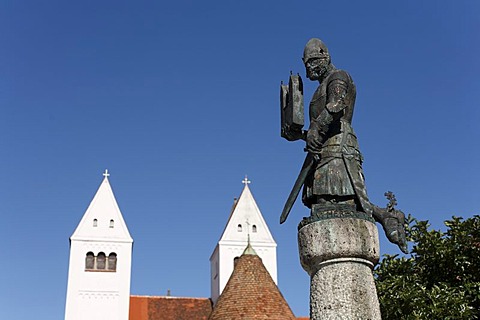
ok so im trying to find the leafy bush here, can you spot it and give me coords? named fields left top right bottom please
left=374, top=215, right=480, bottom=319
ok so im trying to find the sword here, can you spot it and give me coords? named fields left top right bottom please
left=280, top=153, right=317, bottom=224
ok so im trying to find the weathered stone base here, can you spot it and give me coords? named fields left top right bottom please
left=310, top=258, right=380, bottom=319
left=298, top=217, right=381, bottom=320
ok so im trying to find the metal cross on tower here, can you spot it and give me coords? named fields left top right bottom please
left=242, top=176, right=251, bottom=185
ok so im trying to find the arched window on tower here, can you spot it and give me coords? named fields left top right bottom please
left=237, top=224, right=242, bottom=232
left=252, top=225, right=257, bottom=233
left=93, top=219, right=98, bottom=227
left=85, top=252, right=95, bottom=270
left=109, top=219, right=114, bottom=228
left=108, top=253, right=117, bottom=271
left=97, top=252, right=106, bottom=270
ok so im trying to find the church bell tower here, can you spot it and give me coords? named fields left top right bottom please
left=210, top=177, right=277, bottom=304
left=65, top=171, right=133, bottom=320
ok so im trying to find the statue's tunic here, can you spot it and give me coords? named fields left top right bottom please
left=303, top=69, right=371, bottom=213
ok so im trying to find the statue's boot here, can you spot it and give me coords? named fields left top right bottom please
left=372, top=206, right=408, bottom=253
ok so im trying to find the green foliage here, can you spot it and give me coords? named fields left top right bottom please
left=374, top=215, right=480, bottom=320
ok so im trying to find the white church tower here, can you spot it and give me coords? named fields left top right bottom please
left=65, top=170, right=133, bottom=320
left=210, top=177, right=277, bottom=304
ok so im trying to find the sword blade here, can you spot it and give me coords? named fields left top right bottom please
left=280, top=153, right=315, bottom=224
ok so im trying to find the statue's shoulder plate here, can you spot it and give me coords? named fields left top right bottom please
left=327, top=69, right=352, bottom=84
left=325, top=70, right=356, bottom=114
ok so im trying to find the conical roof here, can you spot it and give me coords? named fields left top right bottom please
left=70, top=171, right=132, bottom=242
left=218, top=179, right=276, bottom=244
left=209, top=250, right=296, bottom=319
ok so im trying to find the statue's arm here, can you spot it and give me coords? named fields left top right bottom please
left=307, top=109, right=333, bottom=152
left=325, top=79, right=349, bottom=113
left=306, top=78, right=349, bottom=152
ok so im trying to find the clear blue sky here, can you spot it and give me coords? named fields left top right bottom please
left=1, top=1, right=479, bottom=318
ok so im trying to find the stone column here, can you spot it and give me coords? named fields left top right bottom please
left=298, top=214, right=381, bottom=320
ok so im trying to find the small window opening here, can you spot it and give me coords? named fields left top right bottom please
left=97, top=252, right=106, bottom=269
left=109, top=219, right=114, bottom=228
left=237, top=224, right=242, bottom=232
left=93, top=219, right=98, bottom=227
left=85, top=252, right=95, bottom=270
left=252, top=225, right=257, bottom=233
left=108, top=253, right=117, bottom=271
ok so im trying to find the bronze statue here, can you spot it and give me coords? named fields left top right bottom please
left=280, top=38, right=407, bottom=253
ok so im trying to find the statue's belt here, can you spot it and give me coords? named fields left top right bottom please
left=315, top=150, right=361, bottom=160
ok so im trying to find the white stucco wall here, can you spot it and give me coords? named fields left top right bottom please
left=65, top=240, right=132, bottom=320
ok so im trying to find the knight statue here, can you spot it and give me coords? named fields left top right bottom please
left=280, top=38, right=407, bottom=253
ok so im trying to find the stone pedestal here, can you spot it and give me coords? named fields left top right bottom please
left=298, top=216, right=381, bottom=320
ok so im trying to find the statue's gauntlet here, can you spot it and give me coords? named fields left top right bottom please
left=306, top=108, right=333, bottom=152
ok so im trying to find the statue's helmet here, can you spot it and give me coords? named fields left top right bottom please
left=302, top=38, right=330, bottom=63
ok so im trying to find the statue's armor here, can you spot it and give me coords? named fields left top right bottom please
left=308, top=70, right=355, bottom=121
left=278, top=38, right=408, bottom=253
left=303, top=69, right=372, bottom=214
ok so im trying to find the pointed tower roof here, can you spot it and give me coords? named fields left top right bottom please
left=242, top=235, right=257, bottom=256
left=218, top=177, right=275, bottom=244
left=209, top=246, right=296, bottom=320
left=70, top=170, right=133, bottom=242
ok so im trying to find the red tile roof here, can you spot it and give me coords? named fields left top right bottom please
left=129, top=295, right=212, bottom=320
left=129, top=294, right=308, bottom=319
left=209, top=253, right=297, bottom=320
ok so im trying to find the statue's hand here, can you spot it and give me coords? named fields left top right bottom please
left=306, top=128, right=323, bottom=153
left=282, top=126, right=305, bottom=141
left=306, top=110, right=332, bottom=152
